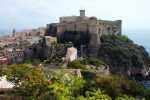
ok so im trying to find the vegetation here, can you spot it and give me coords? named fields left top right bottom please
left=75, top=89, right=112, bottom=100
left=24, top=59, right=42, bottom=65
left=45, top=43, right=73, bottom=65
left=1, top=34, right=150, bottom=100
left=81, top=57, right=106, bottom=67
left=99, top=34, right=150, bottom=76
left=116, top=95, right=144, bottom=100
left=68, top=58, right=106, bottom=70
left=2, top=64, right=49, bottom=99
left=68, top=60, right=87, bottom=69
left=1, top=64, right=149, bottom=100
left=93, top=74, right=146, bottom=99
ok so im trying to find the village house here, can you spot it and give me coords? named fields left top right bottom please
left=4, top=48, right=24, bottom=64
left=0, top=56, right=8, bottom=65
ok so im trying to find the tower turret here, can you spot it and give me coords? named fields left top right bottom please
left=80, top=10, right=85, bottom=17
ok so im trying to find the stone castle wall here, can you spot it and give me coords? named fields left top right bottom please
left=46, top=10, right=122, bottom=56
left=57, top=17, right=121, bottom=37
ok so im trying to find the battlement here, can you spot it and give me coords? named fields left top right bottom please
left=80, top=10, right=85, bottom=17
left=46, top=10, right=122, bottom=56
left=57, top=10, right=122, bottom=36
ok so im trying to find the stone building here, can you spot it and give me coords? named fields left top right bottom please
left=65, top=47, right=77, bottom=62
left=58, top=11, right=121, bottom=35
left=0, top=57, right=8, bottom=65
left=45, top=36, right=57, bottom=46
left=4, top=48, right=24, bottom=64
left=46, top=10, right=122, bottom=56
left=47, top=10, right=121, bottom=38
left=14, top=27, right=46, bottom=38
left=14, top=27, right=46, bottom=44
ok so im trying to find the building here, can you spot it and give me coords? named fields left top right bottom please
left=46, top=10, right=122, bottom=56
left=4, top=48, right=24, bottom=64
left=14, top=27, right=46, bottom=40
left=65, top=47, right=77, bottom=62
left=47, top=10, right=121, bottom=37
left=0, top=57, right=8, bottom=65
left=45, top=36, right=57, bottom=46
left=0, top=36, right=17, bottom=48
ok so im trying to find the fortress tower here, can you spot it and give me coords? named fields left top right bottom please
left=80, top=10, right=85, bottom=17
left=46, top=10, right=122, bottom=56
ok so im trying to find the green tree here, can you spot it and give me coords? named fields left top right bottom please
left=46, top=70, right=85, bottom=99
left=76, top=89, right=112, bottom=100
left=3, top=64, right=50, bottom=100
left=68, top=60, right=87, bottom=69
left=116, top=95, right=145, bottom=100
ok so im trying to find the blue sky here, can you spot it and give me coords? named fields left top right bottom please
left=0, top=0, right=150, bottom=53
left=1, top=0, right=150, bottom=32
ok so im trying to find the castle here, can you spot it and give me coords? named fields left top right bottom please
left=46, top=10, right=122, bottom=56
left=47, top=10, right=122, bottom=37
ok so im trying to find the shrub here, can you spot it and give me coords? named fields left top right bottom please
left=116, top=94, right=144, bottom=100
left=68, top=60, right=86, bottom=69
left=75, top=89, right=112, bottom=100
left=99, top=34, right=150, bottom=76
left=93, top=74, right=145, bottom=98
left=81, top=57, right=105, bottom=67
left=116, top=35, right=133, bottom=43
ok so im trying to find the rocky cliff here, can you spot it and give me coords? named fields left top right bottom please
left=98, top=35, right=150, bottom=78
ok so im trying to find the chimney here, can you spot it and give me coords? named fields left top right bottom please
left=80, top=10, right=85, bottom=17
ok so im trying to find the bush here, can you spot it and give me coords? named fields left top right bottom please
left=1, top=64, right=147, bottom=99
left=3, top=64, right=49, bottom=99
left=24, top=59, right=41, bottom=65
left=68, top=60, right=86, bottom=69
left=143, top=89, right=150, bottom=100
left=81, top=57, right=105, bottom=67
left=93, top=74, right=146, bottom=98
left=68, top=58, right=106, bottom=70
left=116, top=94, right=144, bottom=100
left=99, top=34, right=150, bottom=76
left=116, top=35, right=133, bottom=43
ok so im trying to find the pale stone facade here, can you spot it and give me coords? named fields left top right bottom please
left=57, top=10, right=122, bottom=37
left=4, top=48, right=24, bottom=63
left=14, top=27, right=46, bottom=43
left=47, top=10, right=122, bottom=56
left=45, top=36, right=57, bottom=46
left=65, top=47, right=77, bottom=62
left=46, top=10, right=122, bottom=57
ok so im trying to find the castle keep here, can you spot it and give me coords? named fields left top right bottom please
left=47, top=10, right=122, bottom=37
left=46, top=10, right=122, bottom=56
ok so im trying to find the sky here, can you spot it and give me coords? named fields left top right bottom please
left=0, top=0, right=150, bottom=52
left=0, top=0, right=150, bottom=32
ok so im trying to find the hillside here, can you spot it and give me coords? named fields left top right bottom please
left=1, top=34, right=150, bottom=100
left=98, top=35, right=150, bottom=78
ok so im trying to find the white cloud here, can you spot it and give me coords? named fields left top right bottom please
left=0, top=0, right=150, bottom=31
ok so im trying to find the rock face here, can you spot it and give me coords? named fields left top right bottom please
left=65, top=47, right=77, bottom=62
left=98, top=35, right=150, bottom=77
